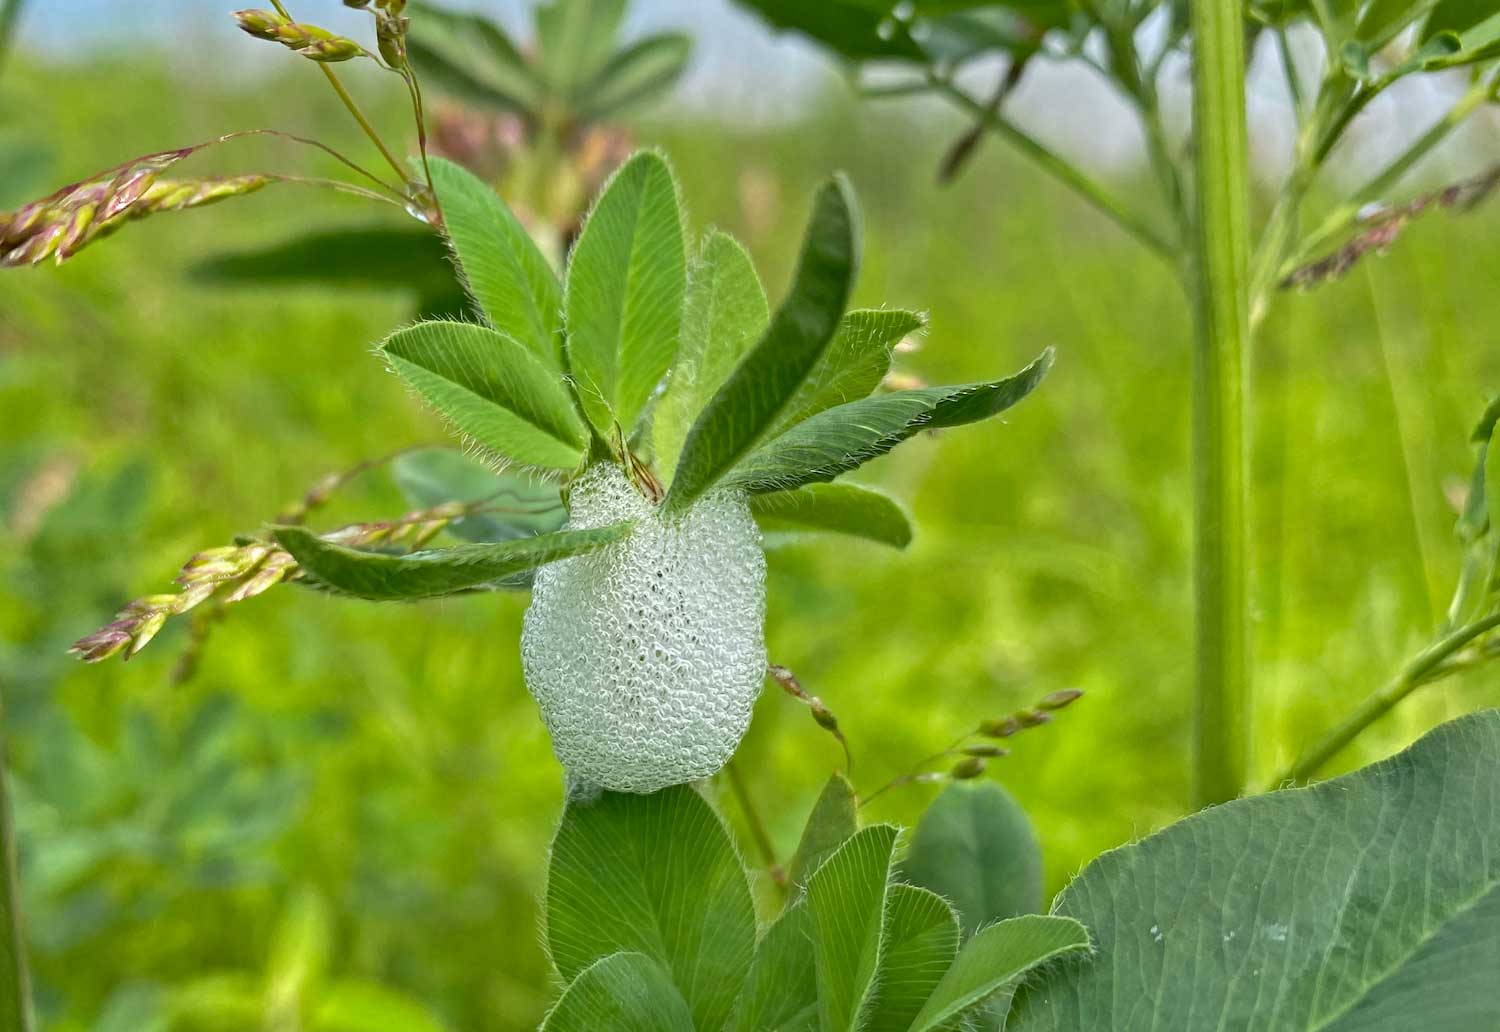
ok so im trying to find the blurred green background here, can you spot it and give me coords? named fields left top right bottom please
left=5, top=3, right=1500, bottom=1028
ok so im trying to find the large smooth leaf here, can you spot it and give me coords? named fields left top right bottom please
left=768, top=308, right=923, bottom=437
left=787, top=772, right=860, bottom=892
left=578, top=33, right=692, bottom=121
left=912, top=915, right=1088, bottom=1032
left=729, top=902, right=819, bottom=1032
left=725, top=349, right=1053, bottom=495
left=546, top=785, right=756, bottom=1032
left=666, top=175, right=861, bottom=512
left=391, top=447, right=565, bottom=544
left=750, top=482, right=912, bottom=549
left=654, top=231, right=771, bottom=482
left=381, top=321, right=586, bottom=470
left=865, top=885, right=960, bottom=1032
left=902, top=781, right=1043, bottom=937
left=407, top=2, right=541, bottom=113
left=807, top=824, right=899, bottom=1032
left=564, top=151, right=686, bottom=438
left=1009, top=710, right=1500, bottom=1031
left=273, top=524, right=628, bottom=600
left=541, top=952, right=695, bottom=1032
left=428, top=158, right=564, bottom=369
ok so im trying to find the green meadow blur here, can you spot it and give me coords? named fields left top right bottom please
left=4, top=28, right=1500, bottom=1032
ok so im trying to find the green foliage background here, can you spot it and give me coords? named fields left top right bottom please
left=4, top=44, right=1500, bottom=1030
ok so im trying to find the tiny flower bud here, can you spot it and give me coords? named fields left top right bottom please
left=950, top=756, right=987, bottom=780
left=1016, top=708, right=1052, bottom=728
left=810, top=699, right=839, bottom=732
left=300, top=36, right=363, bottom=62
left=979, top=715, right=1021, bottom=738
left=233, top=8, right=288, bottom=39
left=1038, top=688, right=1084, bottom=710
left=961, top=744, right=1009, bottom=758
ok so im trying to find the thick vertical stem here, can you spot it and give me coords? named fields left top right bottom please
left=0, top=695, right=32, bottom=1032
left=1188, top=0, right=1252, bottom=807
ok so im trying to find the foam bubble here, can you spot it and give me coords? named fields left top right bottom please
left=521, top=463, right=767, bottom=793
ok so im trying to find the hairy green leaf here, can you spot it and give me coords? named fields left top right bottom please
left=273, top=524, right=628, bottom=601
left=913, top=915, right=1089, bottom=1031
left=578, top=33, right=692, bottom=121
left=729, top=902, right=818, bottom=1032
left=654, top=231, right=771, bottom=481
left=902, top=781, right=1043, bottom=937
left=787, top=772, right=860, bottom=892
left=391, top=447, right=565, bottom=544
left=807, top=824, right=899, bottom=1032
left=428, top=158, right=564, bottom=369
left=768, top=308, right=924, bottom=437
left=541, top=953, right=694, bottom=1032
left=750, top=482, right=912, bottom=549
left=407, top=3, right=541, bottom=113
left=865, top=885, right=960, bottom=1032
left=381, top=321, right=586, bottom=470
left=727, top=348, right=1053, bottom=495
left=667, top=175, right=861, bottom=511
left=1009, top=710, right=1500, bottom=1031
left=546, top=785, right=756, bottom=1032
left=564, top=151, right=686, bottom=438
left=536, top=0, right=628, bottom=102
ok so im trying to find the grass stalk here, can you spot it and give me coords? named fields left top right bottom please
left=0, top=0, right=22, bottom=78
left=0, top=694, right=32, bottom=1032
left=1188, top=0, right=1253, bottom=807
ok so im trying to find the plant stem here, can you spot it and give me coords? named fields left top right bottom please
left=0, top=694, right=33, bottom=1032
left=724, top=760, right=785, bottom=890
left=1188, top=0, right=1252, bottom=807
left=0, top=0, right=23, bottom=79
left=925, top=74, right=1177, bottom=261
left=1275, top=612, right=1500, bottom=785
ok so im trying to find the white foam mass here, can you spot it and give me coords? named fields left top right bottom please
left=520, top=463, right=768, bottom=793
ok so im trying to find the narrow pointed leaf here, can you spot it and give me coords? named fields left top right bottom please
left=1008, top=711, right=1500, bottom=1031
left=750, top=482, right=912, bottom=549
left=407, top=3, right=541, bottom=113
left=381, top=320, right=586, bottom=470
left=541, top=953, right=695, bottom=1032
left=578, top=34, right=692, bottom=121
left=768, top=308, right=925, bottom=438
left=902, top=781, right=1043, bottom=937
left=667, top=175, right=861, bottom=511
left=807, top=824, right=899, bottom=1032
left=536, top=0, right=629, bottom=97
left=564, top=151, right=686, bottom=438
left=654, top=231, right=770, bottom=481
left=910, top=915, right=1089, bottom=1032
left=273, top=524, right=629, bottom=600
left=428, top=158, right=563, bottom=368
left=546, top=785, right=756, bottom=1032
left=729, top=902, right=819, bottom=1032
left=866, top=885, right=960, bottom=1032
left=787, top=772, right=860, bottom=892
left=726, top=349, right=1053, bottom=495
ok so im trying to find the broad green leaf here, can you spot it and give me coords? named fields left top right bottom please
left=912, top=915, right=1089, bottom=1032
left=578, top=34, right=692, bottom=121
left=541, top=953, right=695, bottom=1032
left=391, top=447, right=565, bottom=544
left=564, top=151, right=686, bottom=438
left=314, top=981, right=449, bottom=1032
left=654, top=231, right=771, bottom=481
left=381, top=320, right=586, bottom=470
left=192, top=225, right=456, bottom=300
left=428, top=158, right=564, bottom=368
left=768, top=308, right=923, bottom=437
left=726, top=349, right=1053, bottom=495
left=750, top=482, right=912, bottom=549
left=730, top=902, right=819, bottom=1032
left=787, top=772, right=860, bottom=892
left=546, top=785, right=756, bottom=1031
left=865, top=885, right=960, bottom=1032
left=407, top=3, right=541, bottom=113
left=273, top=524, right=629, bottom=601
left=902, top=781, right=1043, bottom=937
left=667, top=176, right=861, bottom=512
left=1008, top=710, right=1500, bottom=1031
left=807, top=824, right=899, bottom=1032
left=536, top=0, right=629, bottom=100
left=730, top=0, right=927, bottom=59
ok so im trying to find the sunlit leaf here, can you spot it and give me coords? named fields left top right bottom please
left=768, top=308, right=923, bottom=437
left=750, top=482, right=912, bottom=548
left=865, top=885, right=959, bottom=1032
left=391, top=446, right=565, bottom=544
left=729, top=902, right=818, bottom=1032
left=807, top=823, right=899, bottom=1032
left=274, top=523, right=629, bottom=600
left=541, top=952, right=695, bottom=1032
left=787, top=771, right=860, bottom=892
left=1009, top=710, right=1500, bottom=1031
left=564, top=151, right=687, bottom=438
left=912, top=914, right=1089, bottom=1031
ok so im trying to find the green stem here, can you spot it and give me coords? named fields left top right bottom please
left=724, top=761, right=786, bottom=891
left=1275, top=612, right=1500, bottom=785
left=0, top=694, right=33, bottom=1032
left=1188, top=0, right=1252, bottom=807
left=0, top=0, right=22, bottom=79
left=926, top=74, right=1177, bottom=261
